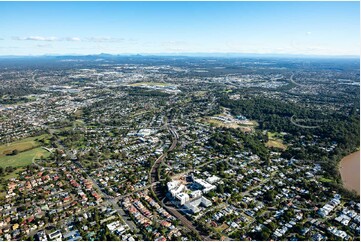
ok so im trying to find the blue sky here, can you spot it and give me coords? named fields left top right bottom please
left=0, top=1, right=359, bottom=56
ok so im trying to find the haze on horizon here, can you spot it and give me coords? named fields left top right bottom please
left=0, top=1, right=359, bottom=56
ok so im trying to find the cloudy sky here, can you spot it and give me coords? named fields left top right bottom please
left=0, top=1, right=359, bottom=56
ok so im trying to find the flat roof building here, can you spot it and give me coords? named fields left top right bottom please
left=184, top=196, right=212, bottom=214
left=176, top=192, right=190, bottom=205
left=194, top=178, right=216, bottom=193
left=48, top=230, right=62, bottom=241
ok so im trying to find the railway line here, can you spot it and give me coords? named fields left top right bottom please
left=149, top=125, right=204, bottom=240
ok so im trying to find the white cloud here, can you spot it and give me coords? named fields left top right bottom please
left=85, top=37, right=124, bottom=43
left=36, top=44, right=52, bottom=48
left=12, top=36, right=128, bottom=43
left=14, top=36, right=81, bottom=42
left=13, top=36, right=59, bottom=41
left=306, top=32, right=312, bottom=36
left=66, top=37, right=81, bottom=42
left=161, top=41, right=187, bottom=46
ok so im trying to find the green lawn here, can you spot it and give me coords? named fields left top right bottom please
left=73, top=119, right=85, bottom=127
left=2, top=167, right=26, bottom=180
left=0, top=147, right=50, bottom=168
left=319, top=177, right=333, bottom=183
left=266, top=132, right=287, bottom=150
left=267, top=132, right=279, bottom=139
left=214, top=223, right=229, bottom=233
left=0, top=134, right=50, bottom=157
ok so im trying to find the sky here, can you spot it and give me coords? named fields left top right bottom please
left=0, top=1, right=359, bottom=56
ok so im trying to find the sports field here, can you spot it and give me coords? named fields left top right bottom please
left=0, top=134, right=49, bottom=157
left=0, top=147, right=50, bottom=168
left=0, top=134, right=51, bottom=168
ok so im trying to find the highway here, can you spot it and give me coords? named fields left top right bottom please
left=289, top=73, right=304, bottom=87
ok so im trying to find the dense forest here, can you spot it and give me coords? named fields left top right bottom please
left=217, top=94, right=360, bottom=184
left=208, top=128, right=270, bottom=162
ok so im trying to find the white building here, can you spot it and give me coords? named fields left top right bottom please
left=167, top=181, right=185, bottom=197
left=176, top=192, right=190, bottom=205
left=190, top=190, right=202, bottom=199
left=184, top=196, right=212, bottom=214
left=194, top=179, right=216, bottom=193
left=206, top=175, right=221, bottom=184
left=137, top=129, right=155, bottom=137
left=167, top=181, right=179, bottom=191
left=48, top=230, right=62, bottom=241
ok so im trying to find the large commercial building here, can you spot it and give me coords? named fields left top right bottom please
left=175, top=192, right=190, bottom=205
left=167, top=180, right=213, bottom=214
left=193, top=178, right=216, bottom=193
left=167, top=181, right=185, bottom=197
left=183, top=196, right=212, bottom=214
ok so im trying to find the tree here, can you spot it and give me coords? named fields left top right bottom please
left=173, top=219, right=180, bottom=227
left=260, top=230, right=271, bottom=240
left=5, top=166, right=15, bottom=173
left=268, top=222, right=277, bottom=230
left=11, top=149, right=19, bottom=156
left=264, top=190, right=276, bottom=201
left=217, top=184, right=224, bottom=194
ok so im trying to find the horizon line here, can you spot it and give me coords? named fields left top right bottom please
left=0, top=52, right=359, bottom=59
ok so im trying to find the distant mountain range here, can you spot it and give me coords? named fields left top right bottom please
left=0, top=53, right=359, bottom=59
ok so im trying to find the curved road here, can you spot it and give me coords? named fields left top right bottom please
left=149, top=126, right=204, bottom=240
left=290, top=115, right=320, bottom=129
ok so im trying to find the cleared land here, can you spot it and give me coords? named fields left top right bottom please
left=206, top=118, right=241, bottom=129
left=201, top=113, right=257, bottom=132
left=266, top=132, right=287, bottom=150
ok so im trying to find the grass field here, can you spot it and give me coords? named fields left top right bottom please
left=0, top=134, right=49, bottom=157
left=319, top=177, right=333, bottom=183
left=0, top=147, right=50, bottom=168
left=2, top=167, right=26, bottom=180
left=73, top=119, right=85, bottom=127
left=214, top=223, right=229, bottom=233
left=266, top=132, right=287, bottom=150
left=131, top=109, right=153, bottom=118
left=73, top=109, right=83, bottom=118
left=193, top=91, right=207, bottom=97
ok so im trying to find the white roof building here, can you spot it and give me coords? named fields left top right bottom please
left=48, top=230, right=62, bottom=241
left=167, top=181, right=185, bottom=197
left=206, top=175, right=221, bottom=184
left=176, top=192, right=190, bottom=205
left=184, top=196, right=212, bottom=214
left=194, top=179, right=216, bottom=193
